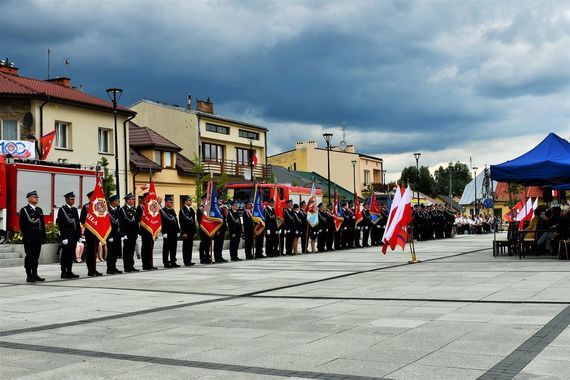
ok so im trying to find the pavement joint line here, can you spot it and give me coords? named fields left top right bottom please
left=0, top=246, right=489, bottom=338
left=247, top=294, right=570, bottom=305
left=477, top=304, right=570, bottom=380
left=0, top=340, right=386, bottom=380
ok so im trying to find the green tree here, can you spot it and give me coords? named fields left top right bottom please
left=399, top=165, right=436, bottom=196
left=97, top=157, right=115, bottom=199
left=433, top=162, right=472, bottom=196
left=192, top=154, right=205, bottom=201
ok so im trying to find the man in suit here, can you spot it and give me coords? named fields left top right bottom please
left=80, top=191, right=102, bottom=277
left=242, top=201, right=255, bottom=260
left=121, top=193, right=140, bottom=272
left=299, top=200, right=308, bottom=253
left=56, top=191, right=81, bottom=279
left=284, top=199, right=295, bottom=255
left=106, top=195, right=123, bottom=275
left=161, top=195, right=180, bottom=268
left=227, top=201, right=243, bottom=261
left=179, top=195, right=196, bottom=267
left=264, top=199, right=278, bottom=257
left=137, top=193, right=157, bottom=271
left=361, top=202, right=371, bottom=247
left=19, top=190, right=47, bottom=282
left=213, top=202, right=228, bottom=263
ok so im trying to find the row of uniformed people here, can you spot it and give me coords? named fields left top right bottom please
left=412, top=204, right=456, bottom=241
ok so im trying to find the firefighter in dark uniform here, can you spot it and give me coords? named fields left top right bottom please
left=161, top=195, right=180, bottom=268
left=254, top=200, right=266, bottom=259
left=137, top=193, right=157, bottom=270
left=326, top=203, right=335, bottom=251
left=284, top=199, right=295, bottom=255
left=197, top=194, right=212, bottom=264
left=299, top=200, right=308, bottom=253
left=351, top=201, right=361, bottom=248
left=317, top=203, right=328, bottom=253
left=264, top=199, right=278, bottom=257
left=213, top=202, right=228, bottom=263
left=120, top=193, right=140, bottom=272
left=361, top=202, right=371, bottom=247
left=243, top=201, right=255, bottom=260
left=20, top=190, right=47, bottom=282
left=56, top=191, right=81, bottom=279
left=179, top=195, right=196, bottom=266
left=106, top=195, right=123, bottom=274
left=343, top=201, right=354, bottom=249
left=227, top=200, right=243, bottom=261
left=80, top=191, right=102, bottom=277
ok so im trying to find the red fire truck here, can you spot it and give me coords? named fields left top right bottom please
left=226, top=183, right=323, bottom=205
left=0, top=158, right=97, bottom=238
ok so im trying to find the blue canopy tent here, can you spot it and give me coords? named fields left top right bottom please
left=490, top=133, right=570, bottom=186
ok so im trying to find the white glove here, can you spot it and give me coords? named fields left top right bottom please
left=177, top=233, right=180, bottom=238
left=62, top=239, right=68, bottom=245
left=267, top=230, right=271, bottom=235
left=108, top=238, right=114, bottom=242
left=80, top=238, right=86, bottom=243
left=163, top=234, right=168, bottom=238
left=122, top=236, right=127, bottom=241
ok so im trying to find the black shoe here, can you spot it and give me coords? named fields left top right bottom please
left=255, top=255, right=267, bottom=259
left=26, top=275, right=36, bottom=283
left=95, top=271, right=103, bottom=276
left=124, top=268, right=132, bottom=273
left=106, top=269, right=116, bottom=275
left=88, top=272, right=96, bottom=277
left=164, top=263, right=171, bottom=268
left=245, top=257, right=253, bottom=260
left=231, top=258, right=242, bottom=261
left=113, top=268, right=123, bottom=274
left=130, top=268, right=140, bottom=272
left=70, top=272, right=79, bottom=278
left=61, top=272, right=71, bottom=279
left=152, top=266, right=158, bottom=270
left=171, top=263, right=180, bottom=268
left=218, top=258, right=228, bottom=263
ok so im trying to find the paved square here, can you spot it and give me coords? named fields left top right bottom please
left=2, top=235, right=570, bottom=379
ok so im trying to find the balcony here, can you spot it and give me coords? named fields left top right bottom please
left=201, top=159, right=272, bottom=179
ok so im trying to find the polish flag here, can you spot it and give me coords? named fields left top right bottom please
left=516, top=198, right=535, bottom=230
left=382, top=185, right=413, bottom=254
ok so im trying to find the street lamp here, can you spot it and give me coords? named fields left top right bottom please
left=351, top=160, right=357, bottom=199
left=382, top=169, right=387, bottom=186
left=414, top=152, right=421, bottom=206
left=323, top=133, right=333, bottom=204
left=106, top=87, right=123, bottom=197
left=448, top=163, right=453, bottom=207
left=472, top=166, right=478, bottom=215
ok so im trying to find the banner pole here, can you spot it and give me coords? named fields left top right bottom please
left=408, top=224, right=421, bottom=264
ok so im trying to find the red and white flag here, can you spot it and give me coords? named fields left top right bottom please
left=84, top=175, right=112, bottom=244
left=516, top=197, right=537, bottom=230
left=381, top=185, right=413, bottom=254
left=140, top=180, right=162, bottom=238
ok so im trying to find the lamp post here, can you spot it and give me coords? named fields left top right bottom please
left=351, top=160, right=357, bottom=199
left=448, top=163, right=453, bottom=207
left=323, top=133, right=333, bottom=204
left=414, top=152, right=421, bottom=206
left=472, top=166, right=478, bottom=215
left=106, top=87, right=123, bottom=197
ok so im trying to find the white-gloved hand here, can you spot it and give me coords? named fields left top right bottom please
left=267, top=230, right=271, bottom=235
left=122, top=236, right=127, bottom=241
left=80, top=238, right=86, bottom=243
left=177, top=233, right=180, bottom=238
left=62, top=239, right=68, bottom=245
left=163, top=234, right=168, bottom=239
left=108, top=238, right=114, bottom=242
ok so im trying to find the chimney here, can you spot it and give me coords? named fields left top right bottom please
left=196, top=97, right=214, bottom=113
left=46, top=77, right=71, bottom=88
left=186, top=94, right=192, bottom=110
left=0, top=58, right=19, bottom=75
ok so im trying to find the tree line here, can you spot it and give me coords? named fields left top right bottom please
left=399, top=161, right=472, bottom=198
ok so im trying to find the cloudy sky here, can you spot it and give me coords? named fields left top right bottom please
left=3, top=0, right=570, bottom=180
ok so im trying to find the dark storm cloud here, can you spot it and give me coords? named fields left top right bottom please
left=1, top=0, right=570, bottom=164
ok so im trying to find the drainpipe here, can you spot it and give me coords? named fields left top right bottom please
left=38, top=96, right=49, bottom=158
left=123, top=114, right=136, bottom=194
left=264, top=131, right=268, bottom=181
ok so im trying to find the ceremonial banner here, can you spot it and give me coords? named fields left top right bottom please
left=140, top=180, right=162, bottom=238
left=382, top=185, right=412, bottom=254
left=252, top=184, right=265, bottom=237
left=354, top=196, right=362, bottom=226
left=504, top=200, right=524, bottom=222
left=200, top=181, right=224, bottom=237
left=333, top=190, right=344, bottom=232
left=84, top=176, right=112, bottom=244
left=39, top=130, right=56, bottom=160
left=274, top=185, right=284, bottom=228
left=369, top=192, right=381, bottom=225
left=306, top=181, right=319, bottom=228
left=0, top=140, right=34, bottom=159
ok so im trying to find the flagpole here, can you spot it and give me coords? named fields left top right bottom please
left=407, top=223, right=420, bottom=263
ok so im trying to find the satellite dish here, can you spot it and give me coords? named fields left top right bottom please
left=339, top=140, right=347, bottom=151
left=23, top=112, right=33, bottom=128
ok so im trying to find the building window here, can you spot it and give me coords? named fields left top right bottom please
left=98, top=128, right=112, bottom=154
left=236, top=148, right=253, bottom=165
left=55, top=121, right=70, bottom=149
left=154, top=150, right=163, bottom=166
left=364, top=170, right=370, bottom=185
left=205, top=123, right=229, bottom=135
left=239, top=129, right=259, bottom=140
left=202, top=143, right=224, bottom=162
left=164, top=151, right=173, bottom=168
left=1, top=120, right=18, bottom=140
